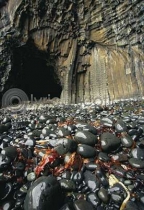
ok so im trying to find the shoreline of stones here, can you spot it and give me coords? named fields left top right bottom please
left=0, top=99, right=144, bottom=209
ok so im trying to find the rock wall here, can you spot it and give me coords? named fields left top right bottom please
left=0, top=0, right=144, bottom=103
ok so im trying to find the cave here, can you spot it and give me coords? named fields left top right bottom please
left=3, top=40, right=62, bottom=101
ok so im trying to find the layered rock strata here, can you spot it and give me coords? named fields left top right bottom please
left=0, top=0, right=144, bottom=103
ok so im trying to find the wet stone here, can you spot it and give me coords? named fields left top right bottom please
left=111, top=193, right=124, bottom=204
left=101, top=132, right=121, bottom=152
left=87, top=193, right=101, bottom=208
left=55, top=138, right=77, bottom=153
left=115, top=120, right=127, bottom=132
left=127, top=185, right=135, bottom=192
left=0, top=200, right=14, bottom=210
left=98, top=187, right=109, bottom=203
left=75, top=130, right=97, bottom=145
left=121, top=134, right=133, bottom=148
left=1, top=182, right=12, bottom=200
left=0, top=124, right=9, bottom=133
left=77, top=144, right=96, bottom=158
left=25, top=138, right=35, bottom=147
left=98, top=152, right=110, bottom=162
left=131, top=148, right=144, bottom=160
left=84, top=170, right=100, bottom=192
left=56, top=127, right=71, bottom=137
left=27, top=172, right=36, bottom=181
left=59, top=179, right=76, bottom=191
left=42, top=127, right=51, bottom=137
left=85, top=163, right=99, bottom=171
left=129, top=158, right=144, bottom=168
left=0, top=154, right=11, bottom=171
left=1, top=146, right=17, bottom=160
left=128, top=129, right=138, bottom=136
left=100, top=117, right=113, bottom=127
left=82, top=124, right=97, bottom=135
left=73, top=200, right=94, bottom=210
left=1, top=102, right=144, bottom=209
left=24, top=176, right=63, bottom=210
left=61, top=171, right=71, bottom=180
left=71, top=171, right=83, bottom=184
left=2, top=136, right=12, bottom=143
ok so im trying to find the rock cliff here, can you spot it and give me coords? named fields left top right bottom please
left=0, top=0, right=144, bottom=103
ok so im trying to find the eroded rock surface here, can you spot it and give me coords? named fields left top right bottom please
left=0, top=0, right=144, bottom=103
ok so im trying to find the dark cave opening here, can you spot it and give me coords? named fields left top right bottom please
left=3, top=40, right=62, bottom=101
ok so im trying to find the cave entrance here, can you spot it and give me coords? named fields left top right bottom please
left=4, top=40, right=62, bottom=101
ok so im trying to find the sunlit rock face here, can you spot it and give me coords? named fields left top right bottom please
left=0, top=0, right=144, bottom=103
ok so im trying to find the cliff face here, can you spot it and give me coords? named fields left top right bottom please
left=0, top=0, right=144, bottom=103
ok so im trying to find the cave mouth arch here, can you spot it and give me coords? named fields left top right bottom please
left=4, top=40, right=62, bottom=101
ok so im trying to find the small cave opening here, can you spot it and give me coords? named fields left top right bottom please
left=3, top=40, right=62, bottom=101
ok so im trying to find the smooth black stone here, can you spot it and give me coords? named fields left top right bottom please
left=98, top=152, right=110, bottom=162
left=25, top=138, right=35, bottom=147
left=127, top=122, right=137, bottom=129
left=42, top=127, right=51, bottom=137
left=87, top=193, right=101, bottom=208
left=73, top=200, right=94, bottom=210
left=46, top=119, right=56, bottom=124
left=28, top=123, right=36, bottom=130
left=32, top=129, right=41, bottom=137
left=0, top=154, right=11, bottom=171
left=126, top=171, right=135, bottom=179
left=5, top=122, right=12, bottom=130
left=115, top=120, right=127, bottom=132
left=2, top=117, right=11, bottom=124
left=84, top=170, right=100, bottom=192
left=75, top=131, right=97, bottom=145
left=95, top=168, right=109, bottom=187
left=129, top=158, right=144, bottom=168
left=98, top=187, right=109, bottom=203
left=61, top=171, right=71, bottom=180
left=59, top=179, right=76, bottom=191
left=128, top=185, right=135, bottom=192
left=136, top=174, right=144, bottom=181
left=100, top=117, right=113, bottom=127
left=67, top=124, right=76, bottom=132
left=121, top=135, right=133, bottom=147
left=55, top=138, right=77, bottom=153
left=128, top=129, right=138, bottom=136
left=0, top=124, right=9, bottom=133
left=2, top=136, right=12, bottom=143
left=59, top=203, right=73, bottom=210
left=24, top=176, right=63, bottom=210
left=101, top=132, right=121, bottom=152
left=54, top=145, right=68, bottom=155
left=131, top=148, right=144, bottom=160
left=138, top=119, right=144, bottom=125
left=125, top=201, right=139, bottom=210
left=75, top=123, right=87, bottom=129
left=72, top=171, right=83, bottom=184
left=111, top=153, right=128, bottom=162
left=0, top=200, right=14, bottom=210
left=82, top=125, right=97, bottom=135
left=77, top=144, right=96, bottom=158
left=1, top=146, right=17, bottom=160
left=56, top=127, right=71, bottom=137
left=1, top=182, right=12, bottom=200
left=15, top=197, right=25, bottom=207
left=15, top=162, right=25, bottom=171
left=140, top=195, right=144, bottom=204
left=85, top=163, right=99, bottom=171
left=111, top=165, right=126, bottom=177
left=39, top=115, right=48, bottom=123
left=111, top=193, right=123, bottom=204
